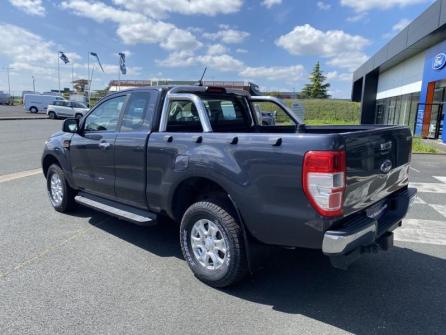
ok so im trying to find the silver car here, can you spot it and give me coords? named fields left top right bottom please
left=47, top=101, right=89, bottom=119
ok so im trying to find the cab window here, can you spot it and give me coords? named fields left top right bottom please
left=120, top=92, right=153, bottom=132
left=167, top=100, right=202, bottom=132
left=252, top=101, right=295, bottom=127
left=84, top=95, right=126, bottom=132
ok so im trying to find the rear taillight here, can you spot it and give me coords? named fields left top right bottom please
left=302, top=150, right=346, bottom=217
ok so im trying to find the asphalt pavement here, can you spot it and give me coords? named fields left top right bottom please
left=0, top=119, right=445, bottom=335
left=0, top=105, right=48, bottom=120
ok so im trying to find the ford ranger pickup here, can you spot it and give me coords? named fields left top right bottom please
left=42, top=85, right=417, bottom=287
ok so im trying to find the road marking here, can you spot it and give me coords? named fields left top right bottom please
left=433, top=176, right=446, bottom=184
left=395, top=219, right=446, bottom=246
left=413, top=196, right=427, bottom=205
left=0, top=168, right=41, bottom=183
left=409, top=182, right=446, bottom=193
left=410, top=166, right=420, bottom=173
left=0, top=217, right=110, bottom=280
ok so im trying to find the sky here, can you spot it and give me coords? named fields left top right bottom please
left=0, top=0, right=435, bottom=98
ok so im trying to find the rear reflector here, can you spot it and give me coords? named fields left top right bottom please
left=303, top=151, right=346, bottom=217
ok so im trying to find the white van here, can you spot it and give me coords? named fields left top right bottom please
left=23, top=94, right=65, bottom=113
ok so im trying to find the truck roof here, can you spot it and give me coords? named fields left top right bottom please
left=107, top=85, right=252, bottom=99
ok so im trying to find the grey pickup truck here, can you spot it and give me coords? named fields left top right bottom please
left=42, top=85, right=417, bottom=287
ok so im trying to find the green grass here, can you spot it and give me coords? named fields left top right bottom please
left=412, top=137, right=439, bottom=154
left=282, top=98, right=361, bottom=125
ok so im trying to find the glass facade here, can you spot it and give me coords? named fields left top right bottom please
left=375, top=92, right=421, bottom=133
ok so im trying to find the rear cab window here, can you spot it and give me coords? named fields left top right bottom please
left=166, top=93, right=253, bottom=133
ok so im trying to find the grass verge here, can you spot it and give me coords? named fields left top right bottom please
left=412, top=137, right=439, bottom=154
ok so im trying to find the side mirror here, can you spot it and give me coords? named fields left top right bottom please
left=63, top=118, right=79, bottom=133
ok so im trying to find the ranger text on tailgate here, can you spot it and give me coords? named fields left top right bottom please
left=42, top=85, right=417, bottom=287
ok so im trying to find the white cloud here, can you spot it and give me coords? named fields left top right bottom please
left=341, top=0, right=428, bottom=12
left=203, top=25, right=250, bottom=44
left=158, top=50, right=244, bottom=72
left=317, top=1, right=331, bottom=10
left=383, top=18, right=411, bottom=38
left=112, top=0, right=243, bottom=18
left=236, top=48, right=248, bottom=53
left=207, top=44, right=229, bottom=55
left=393, top=18, right=411, bottom=32
left=261, top=0, right=282, bottom=9
left=326, top=71, right=352, bottom=81
left=327, top=52, right=369, bottom=71
left=61, top=1, right=202, bottom=50
left=8, top=0, right=45, bottom=16
left=0, top=23, right=140, bottom=92
left=240, top=65, right=304, bottom=81
left=276, top=24, right=369, bottom=72
left=346, top=12, right=367, bottom=22
left=276, top=24, right=369, bottom=57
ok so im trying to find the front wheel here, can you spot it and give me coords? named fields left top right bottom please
left=48, top=111, right=56, bottom=119
left=180, top=200, right=248, bottom=287
left=75, top=113, right=83, bottom=119
left=46, top=164, right=77, bottom=213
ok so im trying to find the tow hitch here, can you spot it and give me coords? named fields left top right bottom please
left=329, top=231, right=395, bottom=270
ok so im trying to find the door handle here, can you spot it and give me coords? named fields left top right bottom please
left=98, top=141, right=111, bottom=150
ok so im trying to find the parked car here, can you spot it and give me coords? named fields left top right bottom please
left=0, top=91, right=11, bottom=105
left=23, top=94, right=65, bottom=113
left=47, top=101, right=89, bottom=119
left=41, top=85, right=416, bottom=287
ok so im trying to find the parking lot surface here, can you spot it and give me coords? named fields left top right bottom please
left=0, top=120, right=445, bottom=335
left=0, top=105, right=48, bottom=120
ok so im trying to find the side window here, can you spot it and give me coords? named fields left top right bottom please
left=53, top=101, right=61, bottom=106
left=166, top=100, right=202, bottom=132
left=253, top=101, right=296, bottom=126
left=84, top=95, right=126, bottom=132
left=120, top=92, right=152, bottom=132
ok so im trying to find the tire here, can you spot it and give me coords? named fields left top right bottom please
left=75, top=113, right=83, bottom=119
left=46, top=164, right=77, bottom=213
left=29, top=106, right=38, bottom=113
left=48, top=111, right=56, bottom=119
left=180, top=199, right=248, bottom=287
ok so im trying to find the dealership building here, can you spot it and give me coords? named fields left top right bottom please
left=352, top=0, right=446, bottom=142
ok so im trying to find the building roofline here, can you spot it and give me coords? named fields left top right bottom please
left=353, top=0, right=446, bottom=82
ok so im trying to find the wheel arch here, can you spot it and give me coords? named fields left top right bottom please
left=42, top=154, right=61, bottom=178
left=170, top=177, right=235, bottom=222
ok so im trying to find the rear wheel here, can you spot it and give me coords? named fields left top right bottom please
left=46, top=164, right=77, bottom=213
left=48, top=111, right=56, bottom=119
left=180, top=199, right=248, bottom=287
left=29, top=106, right=38, bottom=113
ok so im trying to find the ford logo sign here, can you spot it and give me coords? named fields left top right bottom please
left=433, top=53, right=446, bottom=70
left=380, top=159, right=392, bottom=174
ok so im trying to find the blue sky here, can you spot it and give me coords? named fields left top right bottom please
left=0, top=0, right=435, bottom=98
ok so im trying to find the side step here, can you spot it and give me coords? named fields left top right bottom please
left=75, top=193, right=157, bottom=226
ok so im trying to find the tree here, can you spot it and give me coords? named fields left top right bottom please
left=301, top=61, right=330, bottom=99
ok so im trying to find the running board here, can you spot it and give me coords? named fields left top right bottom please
left=75, top=193, right=157, bottom=226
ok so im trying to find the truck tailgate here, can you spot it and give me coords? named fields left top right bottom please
left=342, top=126, right=412, bottom=216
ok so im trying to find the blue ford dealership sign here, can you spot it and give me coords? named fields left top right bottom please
left=432, top=52, right=446, bottom=70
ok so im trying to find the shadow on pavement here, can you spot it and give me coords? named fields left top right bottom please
left=87, top=215, right=445, bottom=334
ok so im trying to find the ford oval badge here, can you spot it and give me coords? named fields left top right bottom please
left=380, top=159, right=392, bottom=174
left=433, top=53, right=446, bottom=71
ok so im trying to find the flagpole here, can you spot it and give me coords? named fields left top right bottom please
left=87, top=52, right=90, bottom=106
left=88, top=63, right=95, bottom=107
left=58, top=52, right=61, bottom=93
left=118, top=54, right=121, bottom=92
left=71, top=62, right=74, bottom=91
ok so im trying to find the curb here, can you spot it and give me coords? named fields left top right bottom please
left=0, top=117, right=49, bottom=121
left=412, top=152, right=446, bottom=155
